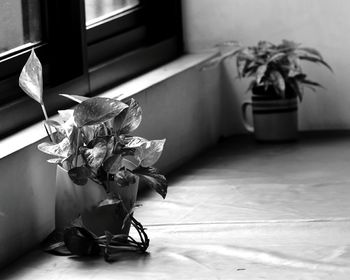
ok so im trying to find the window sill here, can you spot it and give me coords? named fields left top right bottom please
left=0, top=52, right=215, bottom=160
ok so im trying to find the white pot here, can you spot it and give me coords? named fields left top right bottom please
left=55, top=160, right=138, bottom=236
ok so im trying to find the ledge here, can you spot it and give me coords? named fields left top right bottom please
left=0, top=52, right=216, bottom=160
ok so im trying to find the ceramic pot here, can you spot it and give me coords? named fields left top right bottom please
left=55, top=160, right=138, bottom=236
left=241, top=94, right=298, bottom=142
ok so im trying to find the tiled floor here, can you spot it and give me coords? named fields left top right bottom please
left=1, top=131, right=350, bottom=279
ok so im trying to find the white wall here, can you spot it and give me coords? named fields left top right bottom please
left=182, top=0, right=350, bottom=131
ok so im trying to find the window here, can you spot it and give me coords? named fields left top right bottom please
left=0, top=0, right=183, bottom=139
left=0, top=0, right=42, bottom=57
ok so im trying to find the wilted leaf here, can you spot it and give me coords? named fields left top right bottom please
left=19, top=49, right=43, bottom=104
left=74, top=97, right=128, bottom=127
left=63, top=227, right=100, bottom=256
left=119, top=98, right=142, bottom=134
left=133, top=166, right=167, bottom=198
left=60, top=94, right=90, bottom=103
left=68, top=166, right=91, bottom=185
left=80, top=139, right=107, bottom=169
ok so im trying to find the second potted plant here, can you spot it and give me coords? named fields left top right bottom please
left=223, top=40, right=333, bottom=141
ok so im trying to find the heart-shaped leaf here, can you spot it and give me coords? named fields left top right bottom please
left=133, top=166, right=167, bottom=198
left=103, top=154, right=122, bottom=174
left=68, top=166, right=91, bottom=185
left=119, top=98, right=142, bottom=134
left=136, top=139, right=166, bottom=167
left=124, top=137, right=166, bottom=167
left=63, top=227, right=100, bottom=256
left=38, top=138, right=72, bottom=158
left=124, top=136, right=148, bottom=148
left=80, top=138, right=107, bottom=169
left=19, top=49, right=43, bottom=104
left=73, top=97, right=128, bottom=127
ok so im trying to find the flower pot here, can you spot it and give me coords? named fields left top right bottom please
left=55, top=160, right=138, bottom=236
left=241, top=95, right=298, bottom=142
left=81, top=176, right=139, bottom=237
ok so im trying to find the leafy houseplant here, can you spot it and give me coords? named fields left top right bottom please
left=19, top=50, right=168, bottom=260
left=218, top=40, right=333, bottom=141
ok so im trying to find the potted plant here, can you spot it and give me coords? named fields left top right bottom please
left=19, top=50, right=168, bottom=260
left=219, top=40, right=333, bottom=141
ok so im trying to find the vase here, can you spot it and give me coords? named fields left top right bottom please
left=55, top=160, right=138, bottom=236
left=241, top=87, right=298, bottom=142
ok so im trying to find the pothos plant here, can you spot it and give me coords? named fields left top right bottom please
left=209, top=40, right=333, bottom=100
left=19, top=50, right=167, bottom=260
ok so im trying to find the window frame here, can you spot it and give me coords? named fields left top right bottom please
left=0, top=0, right=183, bottom=139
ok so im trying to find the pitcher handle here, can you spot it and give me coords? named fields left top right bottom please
left=241, top=101, right=254, bottom=133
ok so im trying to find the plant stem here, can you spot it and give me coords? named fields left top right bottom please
left=75, top=128, right=81, bottom=168
left=41, top=103, right=55, bottom=143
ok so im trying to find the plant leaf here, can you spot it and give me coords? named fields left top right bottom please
left=41, top=230, right=72, bottom=256
left=38, top=138, right=72, bottom=158
left=298, top=47, right=323, bottom=59
left=138, top=139, right=166, bottom=167
left=74, top=97, right=128, bottom=127
left=119, top=98, right=142, bottom=134
left=256, top=64, right=267, bottom=84
left=80, top=138, right=108, bottom=169
left=269, top=71, right=285, bottom=97
left=98, top=197, right=121, bottom=208
left=60, top=94, right=90, bottom=103
left=68, top=166, right=91, bottom=185
left=44, top=120, right=66, bottom=143
left=124, top=137, right=166, bottom=167
left=47, top=157, right=68, bottom=164
left=133, top=166, right=167, bottom=198
left=114, top=169, right=137, bottom=187
left=103, top=154, right=123, bottom=174
left=58, top=109, right=74, bottom=122
left=288, top=78, right=304, bottom=101
left=19, top=49, right=43, bottom=104
left=63, top=227, right=100, bottom=256
left=301, top=79, right=325, bottom=89
left=299, top=56, right=333, bottom=72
